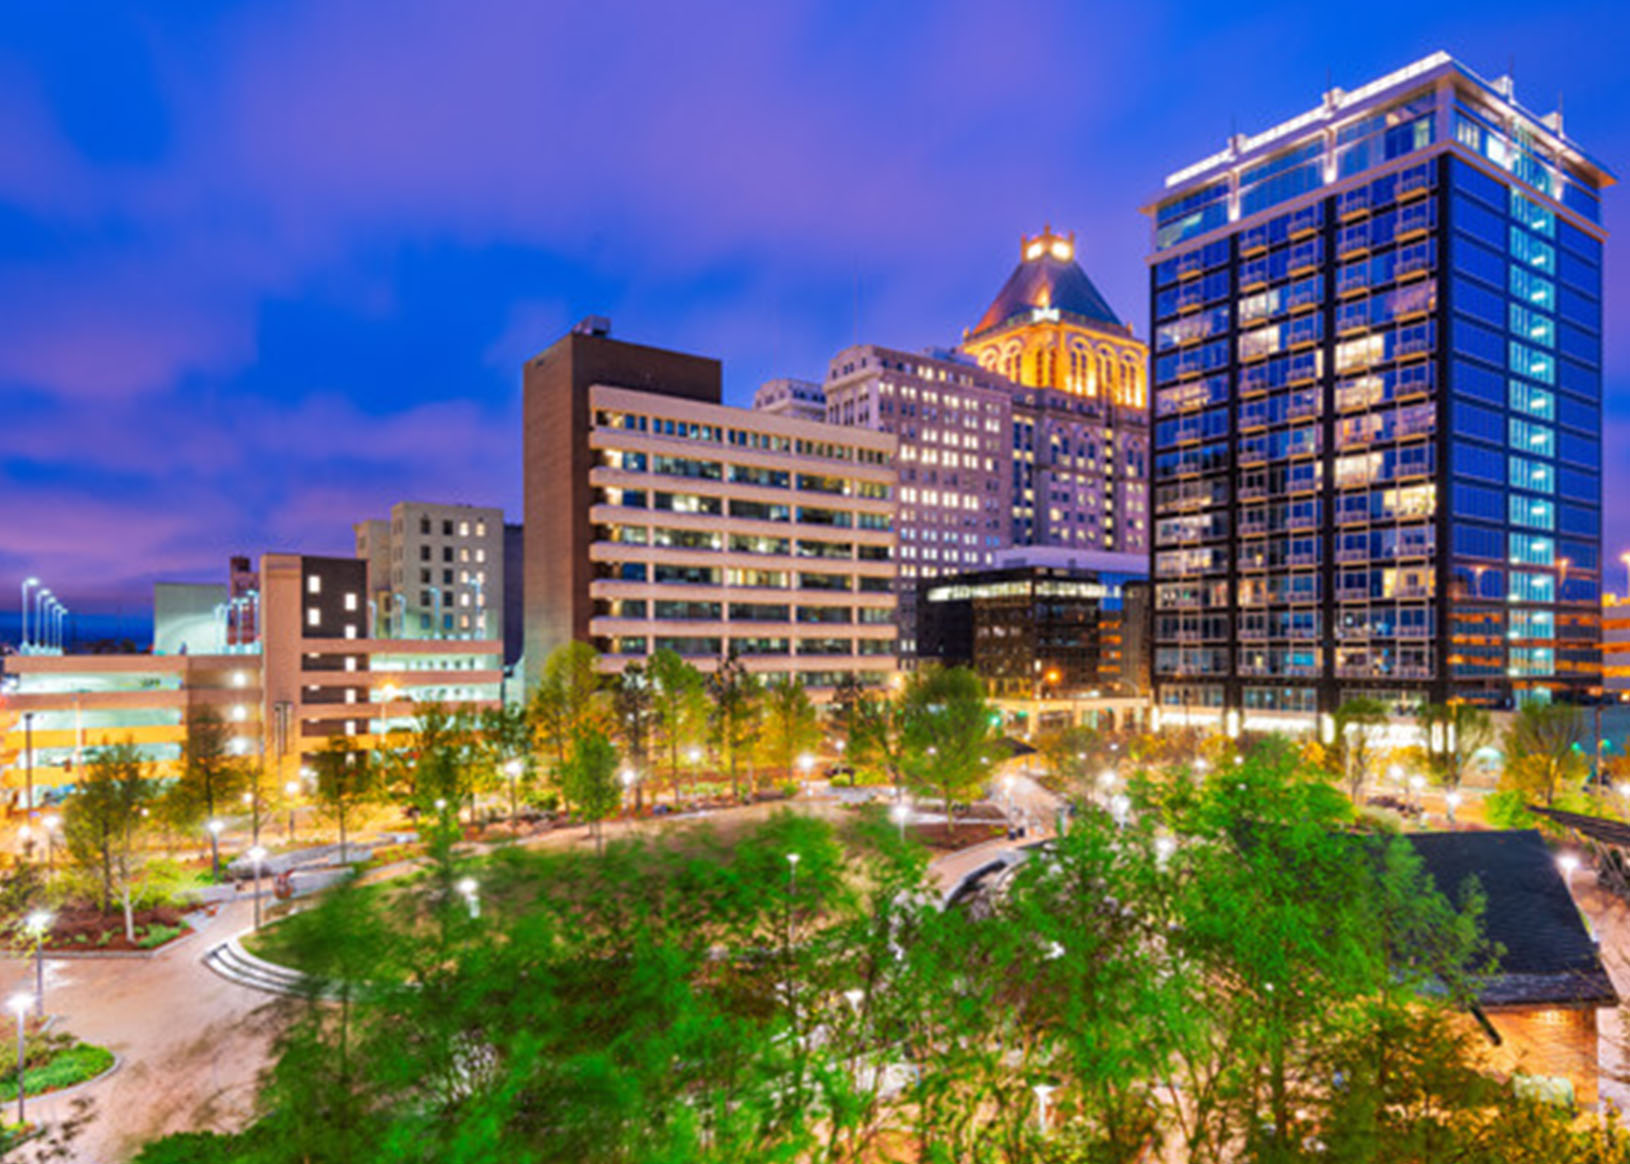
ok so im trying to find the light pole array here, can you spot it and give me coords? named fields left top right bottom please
left=25, top=911, right=51, bottom=1019
left=19, top=578, right=38, bottom=653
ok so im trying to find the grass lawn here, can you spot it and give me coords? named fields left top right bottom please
left=0, top=1042, right=115, bottom=1102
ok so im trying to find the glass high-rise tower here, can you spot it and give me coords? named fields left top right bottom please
left=1144, top=53, right=1612, bottom=730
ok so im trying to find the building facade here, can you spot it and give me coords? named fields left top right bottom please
left=752, top=377, right=828, bottom=420
left=962, top=228, right=1152, bottom=556
left=354, top=502, right=505, bottom=644
left=1, top=554, right=502, bottom=798
left=1144, top=53, right=1610, bottom=728
left=915, top=548, right=1148, bottom=701
left=1605, top=595, right=1630, bottom=701
left=525, top=322, right=899, bottom=691
left=819, top=344, right=1013, bottom=656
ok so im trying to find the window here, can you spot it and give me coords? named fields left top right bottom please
left=344, top=593, right=358, bottom=612
left=306, top=607, right=320, bottom=627
left=442, top=520, right=453, bottom=536
left=306, top=575, right=321, bottom=595
left=459, top=521, right=469, bottom=536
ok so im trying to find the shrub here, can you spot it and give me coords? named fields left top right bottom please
left=0, top=1041, right=113, bottom=1101
left=1485, top=788, right=1536, bottom=830
left=136, top=923, right=186, bottom=950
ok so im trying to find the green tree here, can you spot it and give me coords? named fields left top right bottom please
left=1330, top=696, right=1388, bottom=804
left=529, top=640, right=606, bottom=784
left=169, top=707, right=246, bottom=879
left=1034, top=722, right=1113, bottom=797
left=1504, top=700, right=1586, bottom=807
left=850, top=684, right=909, bottom=794
left=758, top=676, right=819, bottom=786
left=708, top=651, right=761, bottom=801
left=63, top=741, right=151, bottom=931
left=480, top=703, right=535, bottom=821
left=560, top=729, right=621, bottom=854
left=1417, top=701, right=1495, bottom=790
left=647, top=648, right=707, bottom=800
left=311, top=738, right=379, bottom=859
left=900, top=666, right=1001, bottom=833
left=610, top=663, right=654, bottom=810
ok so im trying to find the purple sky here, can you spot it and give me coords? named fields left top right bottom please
left=4, top=0, right=1630, bottom=618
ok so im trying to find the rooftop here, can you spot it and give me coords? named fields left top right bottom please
left=968, top=227, right=1124, bottom=338
left=1406, top=829, right=1617, bottom=1008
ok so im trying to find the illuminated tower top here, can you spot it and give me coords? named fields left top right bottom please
left=962, top=226, right=1145, bottom=408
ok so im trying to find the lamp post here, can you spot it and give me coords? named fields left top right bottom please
left=504, top=759, right=523, bottom=823
left=1559, top=853, right=1580, bottom=891
left=456, top=876, right=480, bottom=919
left=25, top=911, right=50, bottom=1018
left=1033, top=1083, right=1057, bottom=1135
left=284, top=781, right=300, bottom=842
left=206, top=819, right=224, bottom=881
left=8, top=993, right=29, bottom=1128
left=21, top=711, right=34, bottom=820
left=41, top=814, right=59, bottom=872
left=890, top=801, right=909, bottom=842
left=1445, top=790, right=1461, bottom=827
left=621, top=769, right=637, bottom=834
left=20, top=578, right=38, bottom=653
left=247, top=846, right=267, bottom=930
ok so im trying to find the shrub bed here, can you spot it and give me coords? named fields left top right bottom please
left=0, top=1031, right=114, bottom=1101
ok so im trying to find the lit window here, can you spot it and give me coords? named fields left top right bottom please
left=459, top=521, right=470, bottom=537
left=306, top=608, right=320, bottom=627
left=344, top=624, right=357, bottom=640
left=344, top=593, right=358, bottom=612
left=307, top=575, right=321, bottom=595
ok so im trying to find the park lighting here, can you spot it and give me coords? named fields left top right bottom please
left=8, top=993, right=30, bottom=1126
left=890, top=801, right=910, bottom=842
left=1445, top=790, right=1461, bottom=825
left=1155, top=835, right=1177, bottom=869
left=247, top=846, right=268, bottom=930
left=456, top=877, right=480, bottom=919
left=1559, top=854, right=1581, bottom=889
left=686, top=747, right=702, bottom=766
left=207, top=819, right=224, bottom=837
left=1032, top=1083, right=1057, bottom=1134
left=504, top=759, right=523, bottom=779
left=796, top=753, right=814, bottom=775
left=25, top=910, right=51, bottom=1017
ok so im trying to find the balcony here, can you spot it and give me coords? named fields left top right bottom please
left=1336, top=546, right=1373, bottom=563
left=1239, top=261, right=1269, bottom=291
left=1336, top=304, right=1371, bottom=335
left=1288, top=204, right=1322, bottom=238
left=1338, top=267, right=1371, bottom=298
left=1338, top=187, right=1371, bottom=221
left=1240, top=223, right=1270, bottom=256
left=1397, top=201, right=1435, bottom=240
left=1336, top=225, right=1371, bottom=259
left=1175, top=251, right=1206, bottom=280
left=1398, top=163, right=1434, bottom=201
left=1288, top=242, right=1321, bottom=275
left=1288, top=280, right=1323, bottom=313
left=1395, top=325, right=1434, bottom=361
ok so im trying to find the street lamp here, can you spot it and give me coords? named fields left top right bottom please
left=8, top=993, right=29, bottom=1128
left=503, top=759, right=523, bottom=822
left=284, top=781, right=300, bottom=842
left=41, top=815, right=59, bottom=873
left=1559, top=853, right=1581, bottom=890
left=1445, top=790, right=1461, bottom=826
left=456, top=876, right=480, bottom=919
left=1033, top=1083, right=1057, bottom=1134
left=20, top=578, right=38, bottom=653
left=25, top=911, right=51, bottom=1018
left=890, top=801, right=910, bottom=842
left=247, top=847, right=267, bottom=930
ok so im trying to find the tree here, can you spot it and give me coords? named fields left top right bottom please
left=900, top=666, right=1001, bottom=833
left=826, top=672, right=868, bottom=756
left=708, top=651, right=761, bottom=801
left=63, top=741, right=151, bottom=935
left=647, top=648, right=707, bottom=800
left=1330, top=696, right=1388, bottom=804
left=1034, top=722, right=1113, bottom=797
left=1504, top=701, right=1586, bottom=807
left=850, top=685, right=909, bottom=794
left=560, top=729, right=621, bottom=855
left=529, top=641, right=606, bottom=784
left=480, top=703, right=535, bottom=822
left=311, top=738, right=379, bottom=859
left=610, top=664, right=654, bottom=810
left=1417, top=701, right=1494, bottom=790
left=758, top=677, right=819, bottom=787
left=170, top=707, right=247, bottom=879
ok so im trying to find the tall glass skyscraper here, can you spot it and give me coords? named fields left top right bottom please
left=1144, top=53, right=1612, bottom=730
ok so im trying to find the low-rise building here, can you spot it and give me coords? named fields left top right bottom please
left=354, top=502, right=505, bottom=644
left=1, top=553, right=502, bottom=802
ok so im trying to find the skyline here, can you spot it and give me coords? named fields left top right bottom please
left=4, top=1, right=1630, bottom=614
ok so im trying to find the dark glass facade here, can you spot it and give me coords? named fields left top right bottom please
left=1148, top=69, right=1607, bottom=718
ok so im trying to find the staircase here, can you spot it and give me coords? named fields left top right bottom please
left=201, top=934, right=316, bottom=998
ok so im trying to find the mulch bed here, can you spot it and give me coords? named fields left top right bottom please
left=907, top=822, right=1009, bottom=853
left=40, top=904, right=191, bottom=953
